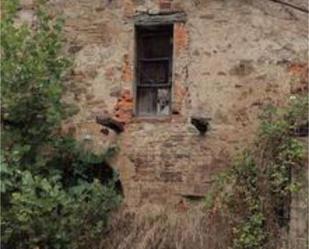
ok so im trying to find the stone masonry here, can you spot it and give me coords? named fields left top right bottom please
left=19, top=0, right=308, bottom=212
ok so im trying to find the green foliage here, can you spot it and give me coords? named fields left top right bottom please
left=213, top=153, right=266, bottom=249
left=2, top=170, right=120, bottom=249
left=1, top=0, right=69, bottom=166
left=1, top=0, right=20, bottom=20
left=205, top=96, right=307, bottom=249
left=1, top=1, right=121, bottom=248
left=259, top=97, right=307, bottom=198
left=229, top=154, right=266, bottom=249
left=47, top=136, right=119, bottom=187
left=233, top=213, right=265, bottom=249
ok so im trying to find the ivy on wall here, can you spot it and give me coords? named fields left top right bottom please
left=205, top=96, right=308, bottom=249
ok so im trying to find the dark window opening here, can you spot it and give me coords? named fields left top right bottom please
left=135, top=25, right=173, bottom=116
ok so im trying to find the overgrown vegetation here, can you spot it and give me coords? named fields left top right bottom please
left=1, top=1, right=121, bottom=248
left=1, top=1, right=307, bottom=249
left=100, top=205, right=231, bottom=249
left=100, top=96, right=307, bottom=249
left=205, top=96, right=308, bottom=249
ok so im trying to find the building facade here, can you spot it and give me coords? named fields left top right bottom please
left=20, top=0, right=308, bottom=207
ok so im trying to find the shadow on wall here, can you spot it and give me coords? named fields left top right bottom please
left=83, top=161, right=124, bottom=196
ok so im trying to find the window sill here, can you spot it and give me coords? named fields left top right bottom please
left=131, top=114, right=184, bottom=123
left=132, top=114, right=174, bottom=123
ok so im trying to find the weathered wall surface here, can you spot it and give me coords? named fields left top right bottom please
left=20, top=0, right=308, bottom=206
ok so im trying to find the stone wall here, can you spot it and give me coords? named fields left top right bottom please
left=289, top=139, right=308, bottom=249
left=19, top=0, right=308, bottom=207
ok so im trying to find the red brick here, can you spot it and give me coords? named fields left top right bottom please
left=174, top=23, right=189, bottom=55
left=288, top=63, right=308, bottom=94
left=123, top=0, right=134, bottom=17
left=121, top=54, right=133, bottom=83
left=159, top=0, right=172, bottom=10
left=172, top=80, right=187, bottom=113
left=288, top=63, right=308, bottom=79
left=114, top=90, right=134, bottom=124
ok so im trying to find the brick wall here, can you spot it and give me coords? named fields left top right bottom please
left=40, top=0, right=308, bottom=208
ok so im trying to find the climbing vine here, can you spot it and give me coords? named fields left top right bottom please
left=205, top=96, right=308, bottom=249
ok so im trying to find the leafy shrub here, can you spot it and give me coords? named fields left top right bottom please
left=1, top=170, right=120, bottom=249
left=1, top=1, right=121, bottom=248
left=205, top=96, right=308, bottom=249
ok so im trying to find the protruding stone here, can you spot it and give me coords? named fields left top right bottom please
left=96, top=114, right=124, bottom=133
left=136, top=6, right=147, bottom=13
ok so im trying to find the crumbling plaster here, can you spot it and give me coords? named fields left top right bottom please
left=20, top=0, right=308, bottom=206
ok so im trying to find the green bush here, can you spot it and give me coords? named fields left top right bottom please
left=1, top=1, right=121, bottom=248
left=1, top=169, right=120, bottom=249
left=205, top=96, right=308, bottom=249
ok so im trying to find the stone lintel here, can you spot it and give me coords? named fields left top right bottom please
left=134, top=12, right=187, bottom=26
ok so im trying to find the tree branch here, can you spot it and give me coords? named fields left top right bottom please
left=269, top=0, right=309, bottom=14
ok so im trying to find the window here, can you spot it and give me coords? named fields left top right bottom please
left=135, top=25, right=173, bottom=116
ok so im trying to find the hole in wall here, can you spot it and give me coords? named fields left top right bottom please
left=78, top=161, right=124, bottom=196
left=93, top=162, right=124, bottom=196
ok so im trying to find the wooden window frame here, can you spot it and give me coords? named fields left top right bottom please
left=134, top=24, right=174, bottom=117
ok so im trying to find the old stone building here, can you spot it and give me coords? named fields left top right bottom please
left=20, top=0, right=308, bottom=208
left=15, top=0, right=308, bottom=248
left=20, top=0, right=308, bottom=202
